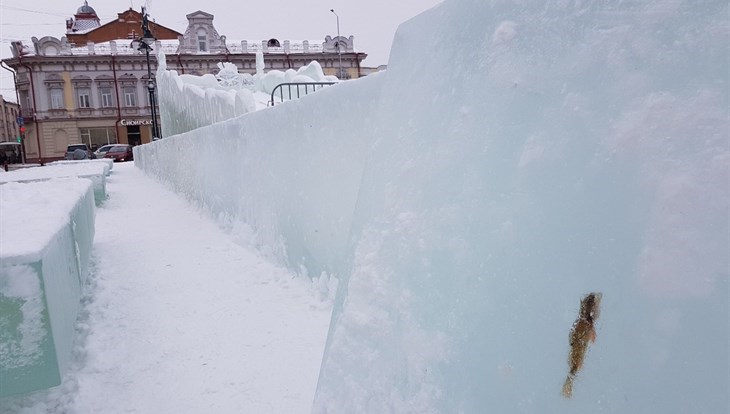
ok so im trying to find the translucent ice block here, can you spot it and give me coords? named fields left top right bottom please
left=0, top=179, right=96, bottom=397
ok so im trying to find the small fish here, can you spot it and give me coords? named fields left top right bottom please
left=562, top=292, right=602, bottom=398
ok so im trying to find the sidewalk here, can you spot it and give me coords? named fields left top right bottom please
left=1, top=162, right=331, bottom=414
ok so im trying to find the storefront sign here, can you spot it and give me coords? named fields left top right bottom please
left=121, top=119, right=153, bottom=126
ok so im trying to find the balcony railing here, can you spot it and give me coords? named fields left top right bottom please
left=19, top=108, right=35, bottom=122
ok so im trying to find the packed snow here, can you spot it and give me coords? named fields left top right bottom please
left=0, top=163, right=332, bottom=412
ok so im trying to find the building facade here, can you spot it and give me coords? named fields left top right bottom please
left=2, top=2, right=368, bottom=163
left=0, top=95, right=21, bottom=143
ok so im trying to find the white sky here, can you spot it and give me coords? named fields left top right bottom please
left=0, top=0, right=443, bottom=101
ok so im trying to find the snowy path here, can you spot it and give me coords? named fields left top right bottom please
left=1, top=162, right=332, bottom=414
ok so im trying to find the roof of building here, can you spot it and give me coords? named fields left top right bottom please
left=68, top=1, right=101, bottom=34
left=77, top=1, right=97, bottom=15
left=71, top=19, right=100, bottom=34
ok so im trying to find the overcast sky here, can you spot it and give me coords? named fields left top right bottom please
left=0, top=0, right=443, bottom=101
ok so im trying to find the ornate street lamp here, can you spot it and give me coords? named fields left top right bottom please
left=138, top=6, right=160, bottom=140
left=330, top=9, right=344, bottom=79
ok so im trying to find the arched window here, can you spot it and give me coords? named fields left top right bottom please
left=197, top=28, right=208, bottom=52
left=267, top=38, right=281, bottom=48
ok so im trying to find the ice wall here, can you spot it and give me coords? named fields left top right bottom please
left=136, top=73, right=383, bottom=279
left=313, top=1, right=729, bottom=413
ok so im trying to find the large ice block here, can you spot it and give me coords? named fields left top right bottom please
left=0, top=179, right=96, bottom=397
left=313, top=1, right=729, bottom=413
left=0, top=162, right=107, bottom=205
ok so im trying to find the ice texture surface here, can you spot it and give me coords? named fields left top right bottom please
left=0, top=179, right=96, bottom=396
left=314, top=1, right=729, bottom=412
left=137, top=73, right=383, bottom=278
left=134, top=0, right=729, bottom=412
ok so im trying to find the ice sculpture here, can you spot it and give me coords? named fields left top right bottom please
left=215, top=62, right=249, bottom=89
left=0, top=179, right=96, bottom=396
left=156, top=49, right=337, bottom=138
left=134, top=0, right=728, bottom=412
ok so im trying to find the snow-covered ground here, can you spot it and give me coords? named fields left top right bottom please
left=0, top=162, right=332, bottom=413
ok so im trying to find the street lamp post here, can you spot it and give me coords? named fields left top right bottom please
left=330, top=9, right=343, bottom=79
left=138, top=6, right=160, bottom=140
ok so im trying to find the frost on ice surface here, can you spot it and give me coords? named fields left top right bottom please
left=0, top=265, right=45, bottom=370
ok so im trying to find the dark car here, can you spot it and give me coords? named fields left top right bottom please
left=65, top=144, right=95, bottom=160
left=104, top=144, right=134, bottom=162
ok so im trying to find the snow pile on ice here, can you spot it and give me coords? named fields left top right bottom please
left=156, top=50, right=338, bottom=137
left=135, top=0, right=729, bottom=412
left=0, top=162, right=108, bottom=205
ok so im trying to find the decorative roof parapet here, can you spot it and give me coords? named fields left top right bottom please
left=11, top=38, right=355, bottom=57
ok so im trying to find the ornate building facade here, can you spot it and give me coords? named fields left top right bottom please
left=2, top=2, right=368, bottom=163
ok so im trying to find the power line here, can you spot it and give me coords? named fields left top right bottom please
left=0, top=23, right=61, bottom=26
left=0, top=4, right=116, bottom=20
left=0, top=4, right=67, bottom=17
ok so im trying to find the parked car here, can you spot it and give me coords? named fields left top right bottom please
left=0, top=141, right=22, bottom=164
left=104, top=144, right=134, bottom=162
left=65, top=144, right=95, bottom=160
left=94, top=144, right=116, bottom=158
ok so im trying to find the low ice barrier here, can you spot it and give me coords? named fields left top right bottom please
left=48, top=159, right=114, bottom=176
left=0, top=178, right=96, bottom=397
left=0, top=163, right=108, bottom=205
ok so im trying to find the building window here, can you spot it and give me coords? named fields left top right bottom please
left=100, top=87, right=114, bottom=108
left=80, top=128, right=91, bottom=143
left=77, top=88, right=91, bottom=108
left=79, top=127, right=117, bottom=150
left=19, top=90, right=31, bottom=112
left=197, top=28, right=208, bottom=52
left=50, top=89, right=64, bottom=109
left=123, top=86, right=137, bottom=107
